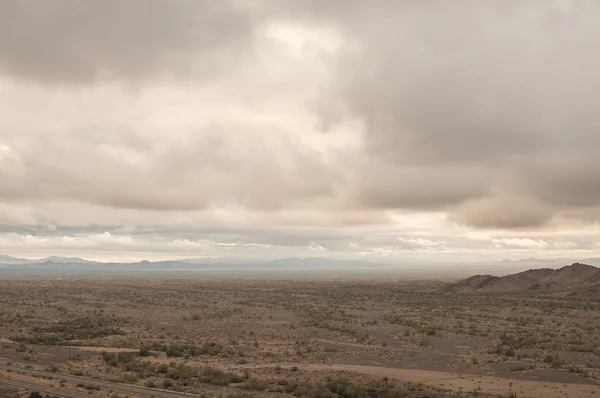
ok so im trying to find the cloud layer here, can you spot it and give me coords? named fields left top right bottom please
left=1, top=1, right=600, bottom=260
left=309, top=0, right=600, bottom=228
left=0, top=0, right=261, bottom=83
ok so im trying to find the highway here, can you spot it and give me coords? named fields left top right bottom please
left=0, top=363, right=202, bottom=397
left=0, top=377, right=90, bottom=398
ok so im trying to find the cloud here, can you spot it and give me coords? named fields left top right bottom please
left=0, top=0, right=263, bottom=84
left=493, top=238, right=549, bottom=250
left=397, top=237, right=446, bottom=250
left=0, top=224, right=598, bottom=262
left=0, top=231, right=216, bottom=255
left=552, top=241, right=578, bottom=249
left=450, top=193, right=553, bottom=230
left=299, top=1, right=600, bottom=228
left=0, top=88, right=348, bottom=214
left=2, top=2, right=600, bottom=261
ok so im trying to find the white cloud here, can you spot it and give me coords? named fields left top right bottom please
left=552, top=241, right=579, bottom=249
left=397, top=237, right=446, bottom=249
left=461, top=231, right=493, bottom=241
left=308, top=242, right=326, bottom=251
left=493, top=238, right=549, bottom=249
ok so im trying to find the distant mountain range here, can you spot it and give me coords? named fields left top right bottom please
left=0, top=256, right=397, bottom=276
left=0, top=255, right=98, bottom=265
left=442, top=263, right=600, bottom=298
left=2, top=255, right=600, bottom=277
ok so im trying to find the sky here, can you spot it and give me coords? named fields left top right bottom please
left=1, top=0, right=600, bottom=263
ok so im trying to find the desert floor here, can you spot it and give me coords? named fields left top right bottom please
left=1, top=278, right=599, bottom=397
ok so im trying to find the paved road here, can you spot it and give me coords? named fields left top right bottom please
left=0, top=363, right=201, bottom=397
left=0, top=377, right=89, bottom=398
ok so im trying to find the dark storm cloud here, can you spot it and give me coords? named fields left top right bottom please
left=0, top=0, right=261, bottom=83
left=295, top=0, right=600, bottom=228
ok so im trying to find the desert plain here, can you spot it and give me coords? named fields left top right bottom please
left=1, top=270, right=600, bottom=398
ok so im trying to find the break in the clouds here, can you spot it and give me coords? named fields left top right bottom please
left=1, top=0, right=600, bottom=261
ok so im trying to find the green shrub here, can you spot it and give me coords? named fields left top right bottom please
left=139, top=345, right=150, bottom=357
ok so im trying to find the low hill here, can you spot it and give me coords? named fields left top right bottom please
left=442, top=263, right=600, bottom=297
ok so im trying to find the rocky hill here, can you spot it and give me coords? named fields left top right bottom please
left=442, top=263, right=600, bottom=297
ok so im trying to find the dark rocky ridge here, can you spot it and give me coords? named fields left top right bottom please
left=442, top=263, right=600, bottom=297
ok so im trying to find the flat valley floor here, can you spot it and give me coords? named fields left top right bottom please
left=1, top=278, right=599, bottom=397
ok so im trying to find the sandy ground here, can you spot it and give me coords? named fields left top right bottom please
left=69, top=346, right=139, bottom=353
left=242, top=363, right=599, bottom=398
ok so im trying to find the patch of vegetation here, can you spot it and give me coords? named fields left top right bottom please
left=100, top=352, right=244, bottom=388
left=148, top=341, right=223, bottom=357
left=243, top=376, right=407, bottom=398
left=11, top=318, right=125, bottom=345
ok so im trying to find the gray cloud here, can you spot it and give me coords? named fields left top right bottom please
left=0, top=0, right=261, bottom=84
left=297, top=1, right=600, bottom=228
left=451, top=193, right=553, bottom=230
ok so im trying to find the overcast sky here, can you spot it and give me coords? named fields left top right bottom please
left=1, top=0, right=600, bottom=263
